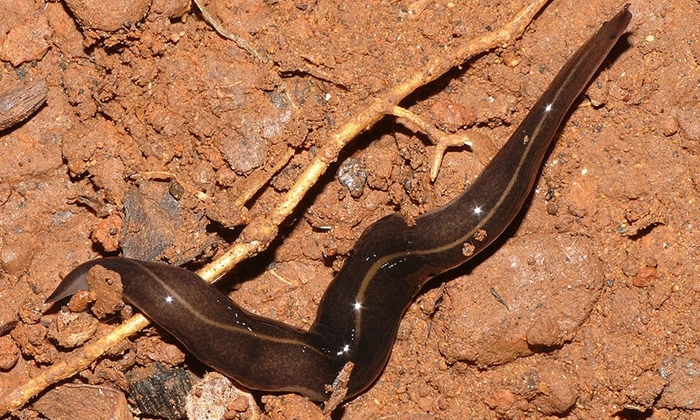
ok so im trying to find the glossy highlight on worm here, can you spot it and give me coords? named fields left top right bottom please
left=46, top=6, right=632, bottom=402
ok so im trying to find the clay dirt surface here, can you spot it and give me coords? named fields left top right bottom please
left=1, top=0, right=699, bottom=419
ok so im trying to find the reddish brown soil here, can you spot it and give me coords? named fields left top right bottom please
left=1, top=0, right=699, bottom=419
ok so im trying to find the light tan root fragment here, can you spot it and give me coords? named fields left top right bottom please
left=0, top=314, right=150, bottom=415
left=197, top=0, right=550, bottom=282
left=323, top=362, right=354, bottom=415
left=377, top=100, right=492, bottom=182
left=191, top=0, right=267, bottom=63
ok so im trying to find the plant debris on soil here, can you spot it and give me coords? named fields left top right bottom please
left=1, top=0, right=700, bottom=419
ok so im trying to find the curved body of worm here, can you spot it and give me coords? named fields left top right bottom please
left=47, top=6, right=632, bottom=402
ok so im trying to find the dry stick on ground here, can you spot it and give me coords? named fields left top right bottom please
left=0, top=81, right=48, bottom=131
left=0, top=0, right=548, bottom=414
left=129, top=147, right=295, bottom=212
left=191, top=0, right=267, bottom=63
left=377, top=101, right=490, bottom=182
left=197, top=0, right=550, bottom=282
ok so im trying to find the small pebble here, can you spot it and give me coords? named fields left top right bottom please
left=337, top=157, right=367, bottom=198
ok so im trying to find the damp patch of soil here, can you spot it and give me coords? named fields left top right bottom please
left=2, top=0, right=700, bottom=419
